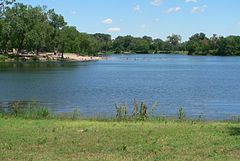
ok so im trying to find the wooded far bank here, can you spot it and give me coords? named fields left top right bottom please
left=1, top=2, right=240, bottom=57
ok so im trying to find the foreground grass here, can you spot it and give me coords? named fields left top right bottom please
left=0, top=118, right=240, bottom=161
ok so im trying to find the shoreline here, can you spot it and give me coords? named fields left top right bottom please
left=0, top=101, right=239, bottom=122
left=0, top=53, right=104, bottom=62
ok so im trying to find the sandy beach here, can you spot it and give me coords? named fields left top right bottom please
left=1, top=52, right=104, bottom=62
left=60, top=53, right=103, bottom=61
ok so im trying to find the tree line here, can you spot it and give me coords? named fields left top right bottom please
left=1, top=1, right=240, bottom=56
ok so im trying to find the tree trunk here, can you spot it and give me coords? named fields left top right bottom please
left=36, top=49, right=39, bottom=55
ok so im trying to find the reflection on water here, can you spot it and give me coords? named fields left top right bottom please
left=0, top=61, right=83, bottom=72
left=0, top=54, right=240, bottom=120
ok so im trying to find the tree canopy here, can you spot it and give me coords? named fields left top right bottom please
left=0, top=2, right=240, bottom=56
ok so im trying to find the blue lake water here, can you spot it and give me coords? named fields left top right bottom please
left=0, top=54, right=240, bottom=120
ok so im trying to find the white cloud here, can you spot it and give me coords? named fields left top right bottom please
left=192, top=5, right=207, bottom=13
left=151, top=0, right=163, bottom=6
left=133, top=5, right=141, bottom=12
left=102, top=18, right=113, bottom=24
left=167, top=7, right=181, bottom=14
left=185, top=0, right=197, bottom=3
left=107, top=27, right=121, bottom=32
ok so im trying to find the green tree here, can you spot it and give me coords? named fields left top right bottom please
left=4, top=3, right=29, bottom=54
left=186, top=33, right=209, bottom=55
left=77, top=33, right=98, bottom=55
left=0, top=0, right=15, bottom=16
left=216, top=36, right=240, bottom=56
left=166, top=34, right=182, bottom=51
left=47, top=9, right=66, bottom=53
left=23, top=6, right=54, bottom=54
left=134, top=38, right=150, bottom=53
left=113, top=35, right=135, bottom=53
left=152, top=39, right=164, bottom=52
left=58, top=26, right=80, bottom=55
left=24, top=21, right=53, bottom=54
left=93, top=33, right=112, bottom=52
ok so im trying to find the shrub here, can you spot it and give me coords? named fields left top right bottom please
left=0, top=54, right=8, bottom=61
left=115, top=102, right=128, bottom=121
left=71, top=108, right=81, bottom=120
left=7, top=101, right=51, bottom=119
left=178, top=107, right=185, bottom=120
left=9, top=101, right=26, bottom=117
left=115, top=98, right=157, bottom=121
left=231, top=116, right=240, bottom=122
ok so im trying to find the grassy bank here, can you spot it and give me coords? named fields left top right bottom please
left=0, top=117, right=239, bottom=161
left=1, top=101, right=240, bottom=160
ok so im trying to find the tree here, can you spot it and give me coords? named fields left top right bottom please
left=93, top=33, right=112, bottom=52
left=2, top=0, right=240, bottom=57
left=216, top=36, right=240, bottom=56
left=77, top=33, right=98, bottom=55
left=186, top=33, right=209, bottom=55
left=47, top=9, right=66, bottom=53
left=113, top=35, right=135, bottom=53
left=4, top=3, right=29, bottom=54
left=134, top=39, right=150, bottom=53
left=142, top=36, right=152, bottom=42
left=152, top=39, right=164, bottom=52
left=0, top=0, right=15, bottom=16
left=166, top=34, right=182, bottom=51
left=58, top=26, right=80, bottom=56
left=24, top=21, right=53, bottom=54
left=23, top=6, right=54, bottom=54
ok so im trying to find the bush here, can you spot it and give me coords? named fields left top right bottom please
left=71, top=108, right=81, bottom=120
left=115, top=102, right=128, bottom=121
left=115, top=98, right=157, bottom=121
left=6, top=101, right=51, bottom=119
left=9, top=101, right=27, bottom=117
left=0, top=54, right=8, bottom=61
left=178, top=107, right=185, bottom=120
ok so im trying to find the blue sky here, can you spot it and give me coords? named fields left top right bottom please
left=18, top=0, right=240, bottom=41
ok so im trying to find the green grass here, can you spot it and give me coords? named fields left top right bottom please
left=0, top=118, right=239, bottom=161
left=0, top=54, right=9, bottom=61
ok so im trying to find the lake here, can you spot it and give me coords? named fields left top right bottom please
left=0, top=54, right=240, bottom=120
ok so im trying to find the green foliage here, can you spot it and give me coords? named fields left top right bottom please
left=197, top=112, right=204, bottom=121
left=1, top=2, right=240, bottom=56
left=115, top=102, right=128, bottom=121
left=230, top=116, right=240, bottom=122
left=24, top=106, right=50, bottom=119
left=0, top=3, right=105, bottom=56
left=93, top=33, right=112, bottom=52
left=177, top=107, right=186, bottom=120
left=216, top=36, right=240, bottom=56
left=115, top=98, right=158, bottom=121
left=9, top=101, right=25, bottom=117
left=0, top=54, right=8, bottom=61
left=186, top=33, right=210, bottom=55
left=166, top=34, right=182, bottom=51
left=71, top=108, right=81, bottom=120
left=6, top=101, right=51, bottom=119
left=185, top=33, right=240, bottom=56
left=0, top=0, right=15, bottom=16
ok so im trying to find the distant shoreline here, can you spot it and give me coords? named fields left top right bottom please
left=0, top=52, right=238, bottom=63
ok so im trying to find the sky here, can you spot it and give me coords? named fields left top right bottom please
left=18, top=0, right=240, bottom=41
